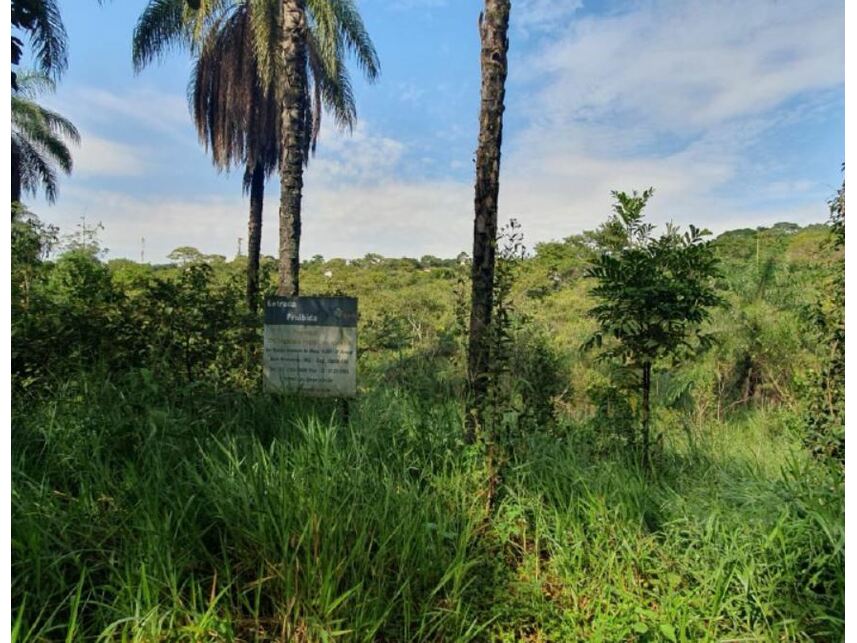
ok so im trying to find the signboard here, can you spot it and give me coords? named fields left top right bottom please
left=263, top=296, right=357, bottom=397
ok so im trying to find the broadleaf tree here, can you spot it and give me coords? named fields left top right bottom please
left=583, top=189, right=724, bottom=467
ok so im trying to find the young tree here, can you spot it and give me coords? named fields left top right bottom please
left=583, top=189, right=723, bottom=467
left=467, top=0, right=510, bottom=443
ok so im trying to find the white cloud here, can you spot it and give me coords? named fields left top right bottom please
left=60, top=86, right=193, bottom=141
left=494, top=0, right=843, bottom=243
left=383, top=0, right=584, bottom=34
left=44, top=187, right=247, bottom=262
left=74, top=133, right=150, bottom=177
left=299, top=179, right=471, bottom=258
left=511, top=0, right=583, bottom=37
left=497, top=99, right=837, bottom=245
left=308, top=123, right=406, bottom=185
left=759, top=179, right=818, bottom=198
left=498, top=148, right=828, bottom=246
left=516, top=0, right=843, bottom=131
left=397, top=81, right=427, bottom=106
left=48, top=160, right=829, bottom=265
left=50, top=96, right=837, bottom=261
left=385, top=0, right=448, bottom=9
left=46, top=164, right=473, bottom=263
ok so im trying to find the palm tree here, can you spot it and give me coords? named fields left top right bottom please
left=133, top=0, right=379, bottom=300
left=467, top=0, right=511, bottom=443
left=12, top=71, right=80, bottom=204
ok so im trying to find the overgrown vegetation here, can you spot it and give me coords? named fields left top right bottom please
left=11, top=197, right=844, bottom=640
left=10, top=2, right=843, bottom=639
left=801, top=176, right=845, bottom=463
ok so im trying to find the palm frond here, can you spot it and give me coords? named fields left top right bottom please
left=12, top=0, right=69, bottom=80
left=305, top=9, right=359, bottom=137
left=190, top=2, right=278, bottom=176
left=11, top=68, right=79, bottom=203
left=38, top=107, right=81, bottom=144
left=308, top=0, right=379, bottom=80
left=12, top=91, right=80, bottom=145
left=147, top=0, right=377, bottom=177
left=246, top=0, right=280, bottom=87
left=307, top=47, right=324, bottom=153
left=11, top=96, right=43, bottom=127
left=13, top=133, right=60, bottom=203
left=24, top=123, right=75, bottom=173
left=321, top=54, right=356, bottom=130
left=133, top=0, right=192, bottom=71
left=242, top=163, right=255, bottom=195
left=13, top=70, right=56, bottom=98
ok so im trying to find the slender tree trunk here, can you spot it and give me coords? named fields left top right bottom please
left=755, top=232, right=760, bottom=269
left=247, top=162, right=265, bottom=312
left=466, top=0, right=510, bottom=444
left=12, top=143, right=22, bottom=204
left=642, top=361, right=652, bottom=468
left=277, top=0, right=308, bottom=297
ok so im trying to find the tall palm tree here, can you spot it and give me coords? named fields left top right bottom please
left=12, top=72, right=80, bottom=204
left=133, top=0, right=379, bottom=300
left=467, top=0, right=511, bottom=443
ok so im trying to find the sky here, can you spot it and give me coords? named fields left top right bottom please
left=20, top=0, right=845, bottom=262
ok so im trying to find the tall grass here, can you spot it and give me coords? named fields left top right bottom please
left=12, top=370, right=843, bottom=641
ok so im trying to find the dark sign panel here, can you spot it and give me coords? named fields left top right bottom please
left=264, top=296, right=358, bottom=327
left=263, top=297, right=357, bottom=397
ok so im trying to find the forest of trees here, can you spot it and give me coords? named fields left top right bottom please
left=10, top=0, right=845, bottom=641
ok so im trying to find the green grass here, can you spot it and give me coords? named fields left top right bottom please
left=12, top=371, right=843, bottom=641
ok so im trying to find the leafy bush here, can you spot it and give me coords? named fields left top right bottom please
left=800, top=178, right=844, bottom=463
left=12, top=242, right=257, bottom=391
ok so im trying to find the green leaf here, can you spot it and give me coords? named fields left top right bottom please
left=659, top=623, right=677, bottom=642
left=632, top=622, right=649, bottom=634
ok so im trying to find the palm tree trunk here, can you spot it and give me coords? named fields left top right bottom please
left=276, top=0, right=308, bottom=297
left=247, top=161, right=265, bottom=312
left=466, top=0, right=510, bottom=443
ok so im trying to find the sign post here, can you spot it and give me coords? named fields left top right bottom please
left=263, top=296, right=357, bottom=397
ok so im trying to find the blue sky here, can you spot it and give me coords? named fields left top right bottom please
left=23, top=0, right=844, bottom=262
